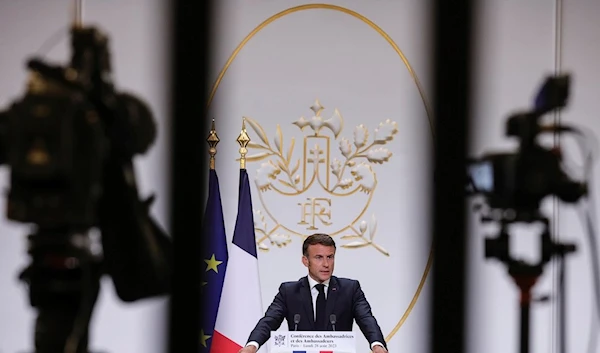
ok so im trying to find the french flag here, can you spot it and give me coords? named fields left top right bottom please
left=212, top=169, right=264, bottom=353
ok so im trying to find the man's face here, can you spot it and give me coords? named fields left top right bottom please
left=302, top=244, right=335, bottom=283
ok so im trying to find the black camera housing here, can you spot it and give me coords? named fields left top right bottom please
left=467, top=75, right=586, bottom=218
left=3, top=73, right=106, bottom=228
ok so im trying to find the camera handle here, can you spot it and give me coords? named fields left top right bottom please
left=485, top=216, right=575, bottom=353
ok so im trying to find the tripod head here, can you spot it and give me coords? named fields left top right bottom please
left=0, top=17, right=171, bottom=353
left=484, top=214, right=576, bottom=294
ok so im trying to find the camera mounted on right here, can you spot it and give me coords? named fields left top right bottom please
left=467, top=74, right=588, bottom=222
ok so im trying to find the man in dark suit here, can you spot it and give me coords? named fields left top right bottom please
left=238, top=233, right=388, bottom=353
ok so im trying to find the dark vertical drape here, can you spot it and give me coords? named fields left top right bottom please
left=430, top=1, right=473, bottom=353
left=169, top=1, right=213, bottom=352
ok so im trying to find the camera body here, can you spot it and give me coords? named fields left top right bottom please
left=0, top=27, right=156, bottom=230
left=467, top=75, right=586, bottom=218
left=2, top=71, right=106, bottom=228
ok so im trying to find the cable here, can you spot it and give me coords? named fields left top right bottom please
left=560, top=126, right=599, bottom=179
left=580, top=146, right=598, bottom=353
left=35, top=1, right=87, bottom=59
left=569, top=129, right=600, bottom=353
left=580, top=198, right=600, bottom=353
left=34, top=26, right=69, bottom=58
left=587, top=274, right=598, bottom=353
left=558, top=248, right=566, bottom=353
left=555, top=126, right=600, bottom=353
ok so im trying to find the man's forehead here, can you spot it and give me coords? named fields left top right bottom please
left=307, top=244, right=336, bottom=255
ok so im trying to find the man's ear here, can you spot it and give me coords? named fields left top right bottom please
left=302, top=255, right=308, bottom=267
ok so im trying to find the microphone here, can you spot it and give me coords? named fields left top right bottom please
left=294, top=314, right=301, bottom=331
left=329, top=314, right=337, bottom=331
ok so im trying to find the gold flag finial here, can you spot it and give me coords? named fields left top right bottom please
left=237, top=117, right=251, bottom=169
left=207, top=119, right=219, bottom=170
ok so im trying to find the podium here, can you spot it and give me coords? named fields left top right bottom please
left=269, top=331, right=356, bottom=353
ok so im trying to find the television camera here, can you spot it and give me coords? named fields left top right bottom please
left=0, top=16, right=172, bottom=353
left=467, top=74, right=589, bottom=353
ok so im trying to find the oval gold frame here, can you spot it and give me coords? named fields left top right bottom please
left=206, top=3, right=434, bottom=344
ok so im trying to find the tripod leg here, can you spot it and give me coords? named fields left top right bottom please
left=520, top=299, right=530, bottom=353
left=514, top=275, right=537, bottom=353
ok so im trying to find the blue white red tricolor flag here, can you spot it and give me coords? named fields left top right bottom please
left=211, top=169, right=264, bottom=353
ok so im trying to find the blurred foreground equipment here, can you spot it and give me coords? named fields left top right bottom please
left=468, top=74, right=592, bottom=353
left=0, top=20, right=172, bottom=353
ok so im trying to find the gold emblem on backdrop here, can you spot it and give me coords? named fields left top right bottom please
left=244, top=99, right=397, bottom=256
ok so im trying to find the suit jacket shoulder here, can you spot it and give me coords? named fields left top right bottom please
left=332, top=276, right=359, bottom=285
left=330, top=276, right=361, bottom=292
left=279, top=277, right=306, bottom=293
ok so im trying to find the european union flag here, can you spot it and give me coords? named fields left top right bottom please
left=200, top=168, right=228, bottom=353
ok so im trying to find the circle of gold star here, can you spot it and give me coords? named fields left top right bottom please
left=200, top=329, right=211, bottom=347
left=204, top=254, right=223, bottom=273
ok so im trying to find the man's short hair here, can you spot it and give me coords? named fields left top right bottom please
left=302, top=233, right=336, bottom=256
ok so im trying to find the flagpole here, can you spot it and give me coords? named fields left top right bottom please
left=207, top=119, right=219, bottom=170
left=211, top=118, right=263, bottom=353
left=237, top=117, right=250, bottom=169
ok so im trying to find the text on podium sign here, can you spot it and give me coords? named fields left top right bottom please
left=269, top=331, right=356, bottom=353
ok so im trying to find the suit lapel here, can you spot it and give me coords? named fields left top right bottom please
left=300, top=277, right=315, bottom=330
left=325, top=276, right=339, bottom=329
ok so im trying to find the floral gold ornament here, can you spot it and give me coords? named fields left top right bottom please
left=244, top=100, right=398, bottom=256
